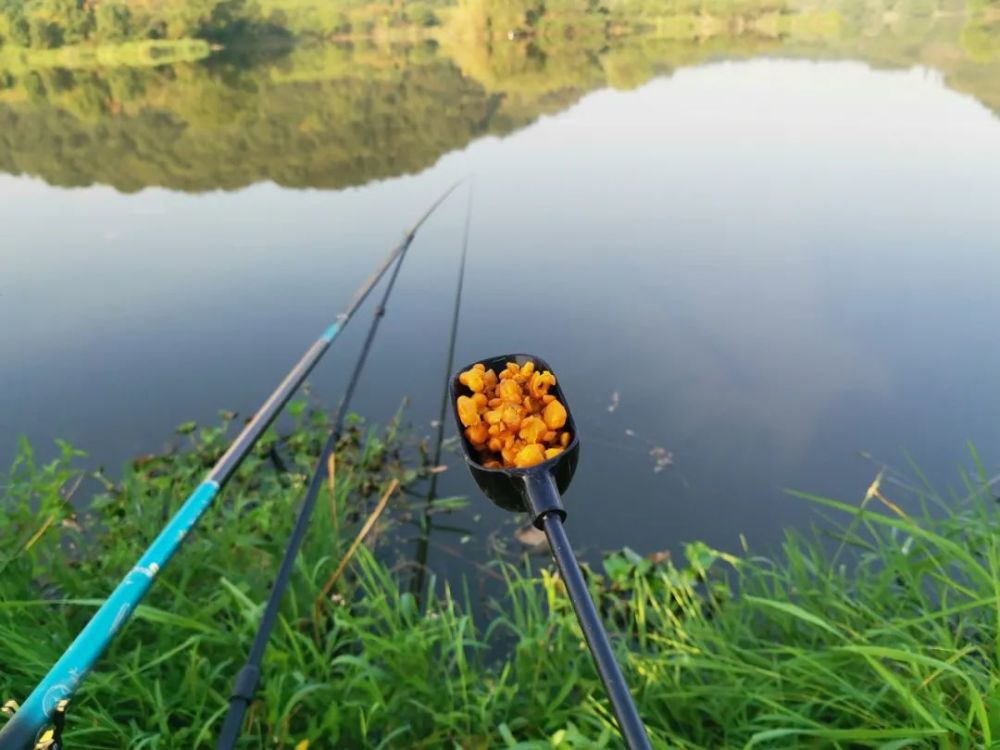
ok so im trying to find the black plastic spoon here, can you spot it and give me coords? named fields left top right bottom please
left=450, top=353, right=652, bottom=750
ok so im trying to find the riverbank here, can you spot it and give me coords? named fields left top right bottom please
left=2, top=410, right=997, bottom=747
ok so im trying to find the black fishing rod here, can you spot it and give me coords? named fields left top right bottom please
left=0, top=183, right=460, bottom=750
left=450, top=355, right=652, bottom=750
left=411, top=183, right=474, bottom=603
left=216, top=184, right=468, bottom=749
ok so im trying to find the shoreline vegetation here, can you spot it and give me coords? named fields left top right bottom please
left=3, top=407, right=1000, bottom=747
left=0, top=38, right=214, bottom=69
left=0, top=0, right=998, bottom=192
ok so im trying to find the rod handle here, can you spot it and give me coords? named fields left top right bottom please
left=523, top=494, right=652, bottom=750
left=521, top=471, right=566, bottom=529
left=0, top=709, right=42, bottom=750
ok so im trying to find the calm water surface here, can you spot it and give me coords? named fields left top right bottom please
left=4, top=26, right=1000, bottom=576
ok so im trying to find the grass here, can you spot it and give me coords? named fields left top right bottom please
left=2, top=406, right=1000, bottom=748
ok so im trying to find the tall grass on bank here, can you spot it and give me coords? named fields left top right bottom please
left=2, top=410, right=999, bottom=748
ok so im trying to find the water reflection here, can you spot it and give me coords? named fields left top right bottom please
left=0, top=1, right=998, bottom=193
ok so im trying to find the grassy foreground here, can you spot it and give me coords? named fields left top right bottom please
left=2, top=408, right=999, bottom=749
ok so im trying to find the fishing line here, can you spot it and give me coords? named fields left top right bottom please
left=411, top=182, right=474, bottom=603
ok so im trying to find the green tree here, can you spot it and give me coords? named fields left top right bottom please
left=94, top=2, right=132, bottom=43
left=9, top=14, right=31, bottom=46
left=406, top=3, right=441, bottom=27
left=332, top=12, right=352, bottom=34
left=50, top=0, right=94, bottom=44
left=30, top=17, right=62, bottom=48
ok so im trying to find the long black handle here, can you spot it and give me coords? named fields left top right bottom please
left=524, top=474, right=652, bottom=749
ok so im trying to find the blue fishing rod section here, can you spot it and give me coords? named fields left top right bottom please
left=0, top=182, right=460, bottom=750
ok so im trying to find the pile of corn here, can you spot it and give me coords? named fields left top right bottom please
left=456, top=361, right=571, bottom=468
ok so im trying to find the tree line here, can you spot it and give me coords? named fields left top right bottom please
left=0, top=0, right=805, bottom=51
left=0, top=0, right=461, bottom=50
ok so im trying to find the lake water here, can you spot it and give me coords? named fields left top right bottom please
left=3, top=9, right=1000, bottom=578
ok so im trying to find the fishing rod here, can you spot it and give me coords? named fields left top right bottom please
left=411, top=183, right=474, bottom=604
left=0, top=182, right=461, bottom=750
left=215, top=179, right=437, bottom=748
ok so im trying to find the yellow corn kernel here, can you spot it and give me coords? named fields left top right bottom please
left=520, top=361, right=535, bottom=377
left=485, top=408, right=504, bottom=425
left=483, top=460, right=502, bottom=469
left=499, top=379, right=522, bottom=403
left=473, top=363, right=485, bottom=372
left=560, top=431, right=571, bottom=447
left=514, top=443, right=546, bottom=468
left=506, top=362, right=520, bottom=373
left=545, top=447, right=563, bottom=459
left=457, top=396, right=480, bottom=427
left=465, top=423, right=489, bottom=445
left=543, top=399, right=567, bottom=430
left=527, top=372, right=539, bottom=397
left=501, top=403, right=522, bottom=429
left=472, top=393, right=488, bottom=408
left=542, top=430, right=557, bottom=443
left=488, top=437, right=503, bottom=453
left=518, top=416, right=547, bottom=444
left=488, top=397, right=503, bottom=408
left=528, top=371, right=556, bottom=398
left=465, top=370, right=485, bottom=393
left=488, top=424, right=501, bottom=436
left=484, top=369, right=498, bottom=389
left=504, top=434, right=516, bottom=450
left=542, top=394, right=556, bottom=404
